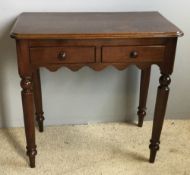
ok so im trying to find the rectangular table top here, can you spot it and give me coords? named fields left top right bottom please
left=11, top=12, right=183, bottom=39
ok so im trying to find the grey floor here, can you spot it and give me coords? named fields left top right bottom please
left=0, top=120, right=190, bottom=175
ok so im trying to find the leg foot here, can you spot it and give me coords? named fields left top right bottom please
left=137, top=108, right=146, bottom=127
left=27, top=146, right=37, bottom=168
left=36, top=112, right=44, bottom=132
left=149, top=140, right=160, bottom=163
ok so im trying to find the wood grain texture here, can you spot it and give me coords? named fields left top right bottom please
left=11, top=12, right=183, bottom=39
left=102, top=45, right=165, bottom=62
left=30, top=46, right=95, bottom=64
left=28, top=39, right=167, bottom=71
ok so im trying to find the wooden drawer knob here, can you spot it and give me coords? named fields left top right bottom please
left=58, top=51, right=66, bottom=60
left=130, top=51, right=139, bottom=58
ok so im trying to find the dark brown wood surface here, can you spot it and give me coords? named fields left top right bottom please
left=149, top=74, right=171, bottom=163
left=137, top=67, right=151, bottom=127
left=30, top=46, right=96, bottom=64
left=11, top=12, right=183, bottom=168
left=16, top=40, right=37, bottom=168
left=102, top=45, right=165, bottom=62
left=33, top=69, right=44, bottom=132
left=11, top=12, right=183, bottom=39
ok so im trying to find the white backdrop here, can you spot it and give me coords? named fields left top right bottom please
left=0, top=0, right=189, bottom=128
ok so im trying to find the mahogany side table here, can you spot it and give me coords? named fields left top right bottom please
left=10, top=12, right=183, bottom=168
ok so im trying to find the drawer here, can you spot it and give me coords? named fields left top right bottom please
left=102, top=45, right=165, bottom=63
left=30, top=46, right=95, bottom=64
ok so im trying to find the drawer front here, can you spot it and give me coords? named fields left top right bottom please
left=30, top=46, right=95, bottom=64
left=102, top=46, right=165, bottom=63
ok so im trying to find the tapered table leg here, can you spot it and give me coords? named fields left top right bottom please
left=137, top=67, right=151, bottom=127
left=149, top=73, right=171, bottom=163
left=16, top=40, right=37, bottom=168
left=21, top=77, right=37, bottom=168
left=33, top=69, right=44, bottom=132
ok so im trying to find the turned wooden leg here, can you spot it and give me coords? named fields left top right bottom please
left=21, top=77, right=37, bottom=168
left=137, top=67, right=151, bottom=127
left=149, top=73, right=171, bottom=163
left=33, top=69, right=44, bottom=132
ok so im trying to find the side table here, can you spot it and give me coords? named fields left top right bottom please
left=10, top=12, right=183, bottom=167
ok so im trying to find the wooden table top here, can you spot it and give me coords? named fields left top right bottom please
left=11, top=12, right=183, bottom=39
